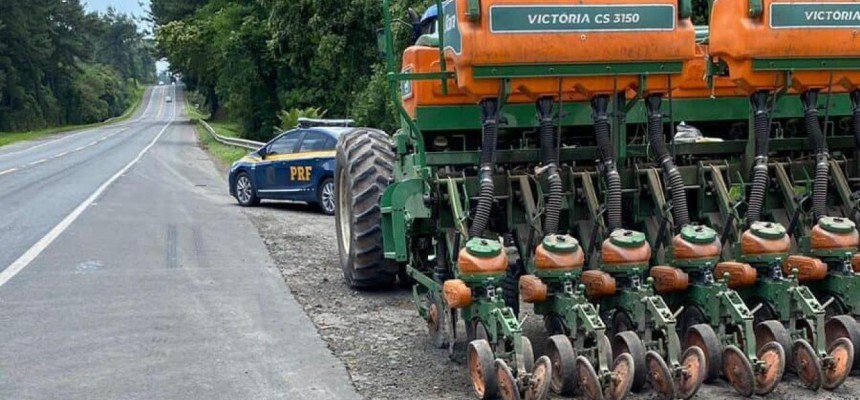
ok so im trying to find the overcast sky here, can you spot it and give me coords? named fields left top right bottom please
left=84, top=1, right=169, bottom=73
left=84, top=0, right=148, bottom=18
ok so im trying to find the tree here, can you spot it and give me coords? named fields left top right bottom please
left=0, top=1, right=154, bottom=132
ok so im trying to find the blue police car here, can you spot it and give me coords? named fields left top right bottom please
left=228, top=118, right=354, bottom=215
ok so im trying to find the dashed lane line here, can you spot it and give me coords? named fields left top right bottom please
left=0, top=96, right=177, bottom=288
left=0, top=87, right=161, bottom=161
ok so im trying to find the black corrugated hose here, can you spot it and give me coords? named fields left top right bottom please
left=646, top=95, right=690, bottom=229
left=469, top=99, right=499, bottom=237
left=591, top=96, right=623, bottom=232
left=802, top=90, right=829, bottom=222
left=851, top=90, right=860, bottom=175
left=538, top=97, right=563, bottom=235
left=746, top=92, right=770, bottom=224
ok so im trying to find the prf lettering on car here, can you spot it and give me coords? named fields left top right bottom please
left=290, top=166, right=313, bottom=181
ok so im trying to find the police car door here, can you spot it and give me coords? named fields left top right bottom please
left=257, top=130, right=303, bottom=199
left=290, top=131, right=333, bottom=198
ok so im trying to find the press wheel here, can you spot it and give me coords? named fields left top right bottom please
left=525, top=356, right=552, bottom=400
left=755, top=320, right=792, bottom=371
left=601, top=352, right=632, bottom=400
left=495, top=359, right=521, bottom=400
left=468, top=340, right=499, bottom=399
left=646, top=350, right=676, bottom=400
left=792, top=339, right=823, bottom=391
left=823, top=337, right=853, bottom=390
left=611, top=311, right=635, bottom=335
left=613, top=331, right=647, bottom=392
left=825, top=315, right=860, bottom=369
left=821, top=294, right=847, bottom=318
left=522, top=336, right=535, bottom=374
left=676, top=346, right=705, bottom=400
left=722, top=345, right=755, bottom=397
left=546, top=335, right=577, bottom=395
left=576, top=355, right=604, bottom=400
left=544, top=314, right=568, bottom=336
left=685, top=323, right=721, bottom=382
left=754, top=341, right=785, bottom=396
left=599, top=334, right=613, bottom=369
left=676, top=306, right=707, bottom=343
left=473, top=319, right=490, bottom=342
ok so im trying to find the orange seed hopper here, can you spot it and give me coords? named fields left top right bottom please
left=438, top=0, right=697, bottom=101
left=709, top=0, right=860, bottom=93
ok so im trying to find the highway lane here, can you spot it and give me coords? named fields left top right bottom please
left=0, top=86, right=166, bottom=169
left=0, top=85, right=175, bottom=270
left=0, top=86, right=359, bottom=399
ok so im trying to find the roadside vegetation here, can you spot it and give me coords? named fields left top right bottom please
left=153, top=0, right=435, bottom=142
left=0, top=85, right=146, bottom=147
left=195, top=124, right=248, bottom=166
left=188, top=100, right=248, bottom=166
left=0, top=1, right=155, bottom=135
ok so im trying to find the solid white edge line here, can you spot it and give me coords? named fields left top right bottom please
left=0, top=87, right=159, bottom=160
left=0, top=94, right=176, bottom=289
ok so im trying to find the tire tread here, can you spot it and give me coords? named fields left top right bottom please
left=335, top=128, right=396, bottom=288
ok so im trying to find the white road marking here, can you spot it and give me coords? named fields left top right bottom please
left=0, top=94, right=176, bottom=289
left=0, top=87, right=159, bottom=160
left=0, top=168, right=17, bottom=176
left=5, top=114, right=137, bottom=173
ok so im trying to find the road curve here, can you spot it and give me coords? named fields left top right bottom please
left=0, top=86, right=360, bottom=399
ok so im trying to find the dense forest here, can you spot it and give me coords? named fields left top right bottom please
left=153, top=0, right=430, bottom=141
left=153, top=0, right=710, bottom=142
left=0, top=1, right=155, bottom=132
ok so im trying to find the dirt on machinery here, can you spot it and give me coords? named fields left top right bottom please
left=242, top=202, right=860, bottom=400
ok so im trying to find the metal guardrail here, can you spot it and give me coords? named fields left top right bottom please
left=198, top=119, right=265, bottom=150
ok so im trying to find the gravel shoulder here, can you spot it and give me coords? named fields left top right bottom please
left=238, top=200, right=860, bottom=400
left=199, top=137, right=860, bottom=399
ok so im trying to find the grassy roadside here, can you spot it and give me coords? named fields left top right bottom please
left=188, top=101, right=249, bottom=167
left=195, top=124, right=249, bottom=166
left=0, top=85, right=147, bottom=148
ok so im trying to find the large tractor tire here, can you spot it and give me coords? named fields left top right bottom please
left=335, top=128, right=397, bottom=288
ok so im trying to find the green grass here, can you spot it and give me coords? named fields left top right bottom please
left=194, top=124, right=249, bottom=166
left=187, top=99, right=251, bottom=165
left=185, top=99, right=209, bottom=120
left=184, top=100, right=240, bottom=138
left=0, top=85, right=147, bottom=148
left=207, top=121, right=242, bottom=138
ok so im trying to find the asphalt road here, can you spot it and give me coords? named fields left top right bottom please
left=0, top=86, right=359, bottom=399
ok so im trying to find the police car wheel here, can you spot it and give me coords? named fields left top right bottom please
left=234, top=173, right=260, bottom=207
left=334, top=128, right=396, bottom=288
left=317, top=178, right=335, bottom=215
